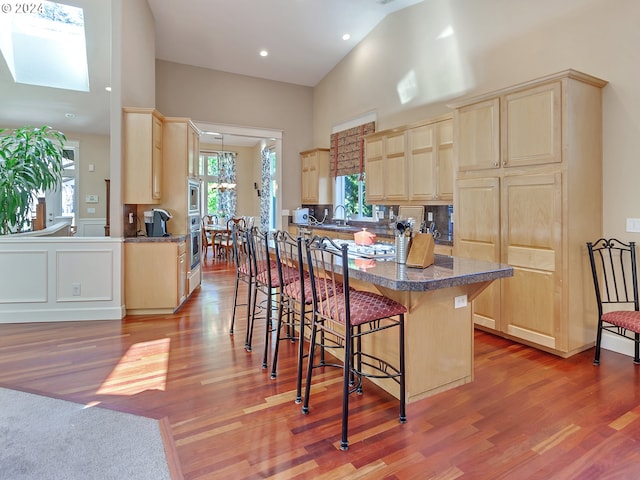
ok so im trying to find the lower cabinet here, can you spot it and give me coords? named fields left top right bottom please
left=124, top=241, right=187, bottom=314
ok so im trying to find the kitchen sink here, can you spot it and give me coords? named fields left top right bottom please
left=321, top=223, right=354, bottom=230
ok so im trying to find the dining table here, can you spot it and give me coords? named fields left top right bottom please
left=204, top=223, right=232, bottom=258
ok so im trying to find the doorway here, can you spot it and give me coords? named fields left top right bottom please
left=196, top=123, right=283, bottom=230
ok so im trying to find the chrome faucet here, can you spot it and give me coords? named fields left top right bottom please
left=333, top=204, right=348, bottom=226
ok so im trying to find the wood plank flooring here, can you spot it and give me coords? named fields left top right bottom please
left=2, top=255, right=640, bottom=479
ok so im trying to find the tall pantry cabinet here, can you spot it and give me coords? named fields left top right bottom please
left=453, top=70, right=607, bottom=357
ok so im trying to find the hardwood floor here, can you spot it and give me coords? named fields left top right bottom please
left=2, top=255, right=640, bottom=479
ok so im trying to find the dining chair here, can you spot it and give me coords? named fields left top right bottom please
left=587, top=238, right=640, bottom=365
left=301, top=235, right=407, bottom=450
left=216, top=217, right=246, bottom=261
left=201, top=219, right=212, bottom=259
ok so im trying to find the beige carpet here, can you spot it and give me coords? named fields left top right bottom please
left=0, top=387, right=173, bottom=480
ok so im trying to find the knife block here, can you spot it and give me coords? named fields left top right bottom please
left=406, top=233, right=435, bottom=268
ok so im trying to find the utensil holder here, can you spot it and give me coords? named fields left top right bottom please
left=396, top=235, right=408, bottom=264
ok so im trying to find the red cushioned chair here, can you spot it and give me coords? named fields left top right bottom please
left=587, top=238, right=640, bottom=365
left=301, top=235, right=407, bottom=450
left=248, top=227, right=298, bottom=368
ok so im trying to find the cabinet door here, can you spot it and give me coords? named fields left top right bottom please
left=501, top=172, right=562, bottom=349
left=301, top=151, right=318, bottom=203
left=502, top=82, right=561, bottom=168
left=178, top=251, right=186, bottom=305
left=152, top=114, right=163, bottom=200
left=365, top=137, right=385, bottom=202
left=408, top=124, right=436, bottom=201
left=436, top=119, right=454, bottom=201
left=187, top=124, right=200, bottom=178
left=125, top=242, right=179, bottom=310
left=455, top=176, right=501, bottom=330
left=123, top=109, right=162, bottom=205
left=384, top=131, right=408, bottom=201
left=455, top=98, right=500, bottom=171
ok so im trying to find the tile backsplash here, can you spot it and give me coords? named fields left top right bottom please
left=301, top=203, right=453, bottom=238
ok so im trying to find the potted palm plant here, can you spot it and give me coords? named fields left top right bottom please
left=0, top=126, right=66, bottom=235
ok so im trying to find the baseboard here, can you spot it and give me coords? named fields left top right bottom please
left=0, top=306, right=124, bottom=323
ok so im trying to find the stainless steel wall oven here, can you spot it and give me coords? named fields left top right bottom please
left=189, top=214, right=201, bottom=269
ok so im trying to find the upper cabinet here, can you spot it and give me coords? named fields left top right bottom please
left=364, top=129, right=408, bottom=204
left=123, top=108, right=164, bottom=204
left=365, top=116, right=454, bottom=205
left=408, top=116, right=453, bottom=203
left=301, top=148, right=331, bottom=204
left=187, top=123, right=200, bottom=178
left=455, top=81, right=562, bottom=172
left=455, top=99, right=500, bottom=171
left=162, top=117, right=201, bottom=235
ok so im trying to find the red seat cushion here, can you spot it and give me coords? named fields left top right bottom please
left=602, top=311, right=640, bottom=333
left=238, top=262, right=251, bottom=276
left=322, top=289, right=407, bottom=326
left=257, top=266, right=298, bottom=288
left=283, top=275, right=343, bottom=304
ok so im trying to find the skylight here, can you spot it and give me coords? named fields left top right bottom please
left=0, top=1, right=89, bottom=91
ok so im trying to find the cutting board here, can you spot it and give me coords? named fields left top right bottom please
left=406, top=233, right=435, bottom=268
left=398, top=206, right=424, bottom=226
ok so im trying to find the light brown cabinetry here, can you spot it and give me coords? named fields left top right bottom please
left=453, top=70, right=607, bottom=356
left=301, top=148, right=331, bottom=204
left=162, top=117, right=200, bottom=235
left=364, top=129, right=407, bottom=203
left=188, top=124, right=200, bottom=178
left=124, top=241, right=187, bottom=314
left=408, top=116, right=453, bottom=203
left=123, top=108, right=164, bottom=204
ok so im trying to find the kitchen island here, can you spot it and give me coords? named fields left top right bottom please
left=331, top=252, right=512, bottom=403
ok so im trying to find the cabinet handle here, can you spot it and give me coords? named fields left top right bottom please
left=502, top=161, right=507, bottom=166
left=493, top=162, right=499, bottom=167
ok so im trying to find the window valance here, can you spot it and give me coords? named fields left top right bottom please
left=329, top=121, right=376, bottom=177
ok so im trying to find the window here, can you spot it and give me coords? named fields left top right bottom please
left=200, top=150, right=237, bottom=220
left=334, top=173, right=374, bottom=221
left=41, top=142, right=77, bottom=226
left=0, top=1, right=89, bottom=92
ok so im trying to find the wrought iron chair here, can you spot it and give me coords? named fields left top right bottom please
left=229, top=223, right=253, bottom=344
left=301, top=235, right=407, bottom=450
left=587, top=238, right=640, bottom=365
left=247, top=228, right=298, bottom=366
left=271, top=230, right=312, bottom=401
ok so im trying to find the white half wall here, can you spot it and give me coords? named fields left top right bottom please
left=0, top=237, right=124, bottom=323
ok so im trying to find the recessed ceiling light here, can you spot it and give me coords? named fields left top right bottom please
left=342, top=33, right=351, bottom=41
left=105, top=86, right=111, bottom=92
left=259, top=50, right=269, bottom=57
left=65, top=113, right=76, bottom=118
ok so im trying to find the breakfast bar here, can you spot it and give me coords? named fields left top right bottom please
left=338, top=252, right=513, bottom=403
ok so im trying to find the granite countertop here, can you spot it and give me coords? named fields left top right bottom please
left=292, top=222, right=454, bottom=246
left=124, top=234, right=188, bottom=243
left=343, top=254, right=512, bottom=292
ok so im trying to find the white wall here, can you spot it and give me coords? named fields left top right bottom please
left=0, top=237, right=123, bottom=323
left=155, top=60, right=314, bottom=212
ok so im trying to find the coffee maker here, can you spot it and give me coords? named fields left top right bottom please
left=144, top=209, right=172, bottom=237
